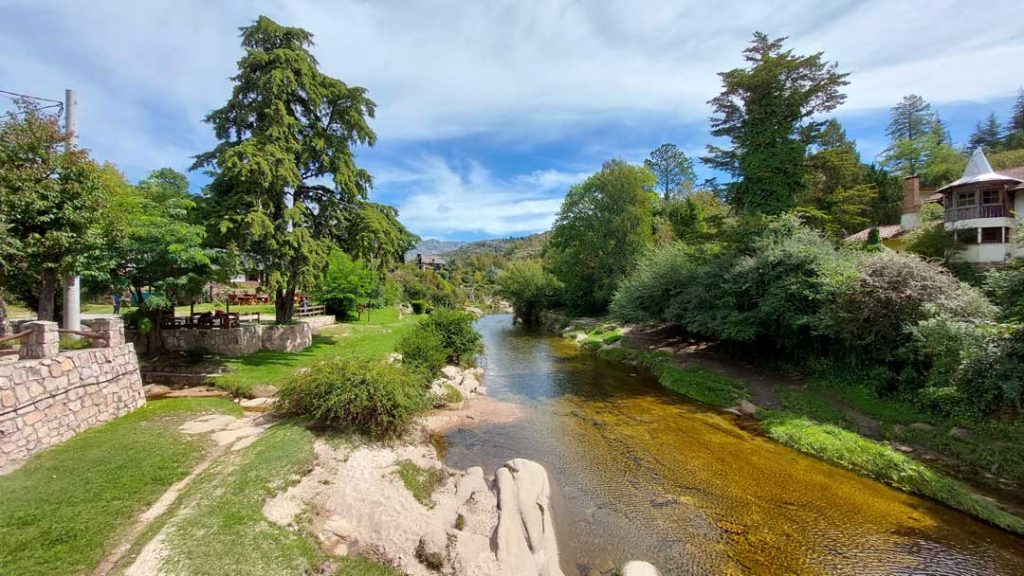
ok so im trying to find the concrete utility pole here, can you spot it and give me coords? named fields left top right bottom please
left=62, top=88, right=82, bottom=333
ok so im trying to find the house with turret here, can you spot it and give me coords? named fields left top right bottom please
left=849, top=149, right=1024, bottom=265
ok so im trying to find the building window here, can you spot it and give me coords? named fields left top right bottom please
left=958, top=228, right=979, bottom=244
left=957, top=191, right=977, bottom=206
left=982, top=189, right=1001, bottom=205
left=980, top=227, right=1004, bottom=244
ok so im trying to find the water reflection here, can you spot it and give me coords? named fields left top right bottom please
left=445, top=315, right=1024, bottom=575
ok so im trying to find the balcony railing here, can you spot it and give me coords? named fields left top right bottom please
left=945, top=205, right=1009, bottom=222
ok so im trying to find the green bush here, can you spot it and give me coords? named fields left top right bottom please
left=985, top=261, right=1024, bottom=321
left=397, top=329, right=448, bottom=379
left=411, top=300, right=426, bottom=315
left=495, top=259, right=562, bottom=324
left=276, top=358, right=430, bottom=439
left=419, top=309, right=482, bottom=365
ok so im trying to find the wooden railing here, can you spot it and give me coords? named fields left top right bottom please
left=0, top=329, right=31, bottom=348
left=57, top=328, right=104, bottom=340
left=296, top=304, right=326, bottom=318
left=946, top=205, right=1009, bottom=222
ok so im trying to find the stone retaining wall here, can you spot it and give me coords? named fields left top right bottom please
left=127, top=320, right=318, bottom=358
left=0, top=319, right=145, bottom=471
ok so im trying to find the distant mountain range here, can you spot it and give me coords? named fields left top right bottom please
left=404, top=233, right=550, bottom=263
left=404, top=239, right=467, bottom=262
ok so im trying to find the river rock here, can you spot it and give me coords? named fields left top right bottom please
left=239, top=397, right=275, bottom=412
left=949, top=426, right=973, bottom=441
left=738, top=399, right=759, bottom=416
left=142, top=384, right=171, bottom=398
left=909, top=422, right=934, bottom=432
left=495, top=459, right=564, bottom=576
left=621, top=561, right=661, bottom=576
left=442, top=365, right=464, bottom=383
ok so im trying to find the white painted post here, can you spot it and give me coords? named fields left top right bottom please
left=62, top=89, right=82, bottom=333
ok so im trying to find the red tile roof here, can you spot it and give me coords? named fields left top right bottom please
left=844, top=224, right=904, bottom=243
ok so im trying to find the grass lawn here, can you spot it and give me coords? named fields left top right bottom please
left=132, top=422, right=399, bottom=576
left=0, top=397, right=241, bottom=576
left=213, top=308, right=417, bottom=397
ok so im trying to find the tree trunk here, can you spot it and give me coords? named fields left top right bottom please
left=275, top=285, right=296, bottom=324
left=38, top=270, right=56, bottom=321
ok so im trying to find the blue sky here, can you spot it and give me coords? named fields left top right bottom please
left=2, top=1, right=1022, bottom=241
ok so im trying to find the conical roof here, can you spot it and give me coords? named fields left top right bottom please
left=937, top=148, right=1024, bottom=191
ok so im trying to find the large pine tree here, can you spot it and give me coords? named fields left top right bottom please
left=885, top=94, right=934, bottom=142
left=1004, top=88, right=1024, bottom=150
left=193, top=16, right=378, bottom=323
left=703, top=32, right=849, bottom=215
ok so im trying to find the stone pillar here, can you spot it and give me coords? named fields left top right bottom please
left=84, top=317, right=124, bottom=348
left=20, top=321, right=59, bottom=359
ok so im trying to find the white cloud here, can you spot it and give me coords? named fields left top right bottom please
left=377, top=155, right=585, bottom=237
left=3, top=0, right=1022, bottom=152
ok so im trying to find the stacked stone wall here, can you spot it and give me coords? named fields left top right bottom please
left=126, top=317, right=326, bottom=358
left=0, top=319, right=144, bottom=471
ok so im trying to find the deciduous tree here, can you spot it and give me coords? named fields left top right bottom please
left=704, top=32, right=849, bottom=215
left=0, top=100, right=107, bottom=321
left=547, top=160, right=656, bottom=312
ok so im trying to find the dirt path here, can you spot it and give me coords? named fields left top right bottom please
left=94, top=410, right=273, bottom=576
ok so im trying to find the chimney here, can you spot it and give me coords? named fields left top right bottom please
left=903, top=175, right=921, bottom=215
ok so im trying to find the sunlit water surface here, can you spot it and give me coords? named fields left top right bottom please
left=444, top=315, right=1024, bottom=575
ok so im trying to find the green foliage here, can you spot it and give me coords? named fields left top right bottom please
left=827, top=251, right=996, bottom=360
left=616, top=216, right=858, bottom=350
left=641, top=353, right=748, bottom=407
left=644, top=143, right=695, bottom=199
left=395, top=459, right=446, bottom=508
left=411, top=300, right=426, bottom=315
left=315, top=249, right=376, bottom=318
left=193, top=16, right=386, bottom=324
left=95, top=167, right=224, bottom=313
left=392, top=265, right=459, bottom=309
left=757, top=410, right=1024, bottom=534
left=984, top=261, right=1024, bottom=321
left=911, top=318, right=1024, bottom=415
left=397, top=327, right=448, bottom=379
left=966, top=112, right=1004, bottom=152
left=418, top=309, right=482, bottom=366
left=495, top=259, right=562, bottom=324
left=904, top=222, right=957, bottom=262
left=184, top=345, right=210, bottom=364
left=547, top=160, right=656, bottom=312
left=0, top=398, right=240, bottom=576
left=798, top=120, right=877, bottom=239
left=276, top=357, right=430, bottom=439
left=880, top=96, right=966, bottom=186
left=662, top=192, right=730, bottom=243
left=438, top=383, right=464, bottom=407
left=0, top=100, right=109, bottom=320
left=704, top=32, right=849, bottom=215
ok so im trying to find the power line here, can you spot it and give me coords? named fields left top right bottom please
left=0, top=88, right=65, bottom=116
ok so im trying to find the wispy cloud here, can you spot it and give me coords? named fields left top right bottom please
left=376, top=155, right=587, bottom=238
left=2, top=0, right=1021, bottom=239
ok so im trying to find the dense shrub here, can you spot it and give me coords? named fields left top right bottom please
left=984, top=261, right=1024, bottom=321
left=276, top=358, right=429, bottom=439
left=613, top=216, right=857, bottom=351
left=398, top=309, right=482, bottom=376
left=418, top=309, right=482, bottom=365
left=494, top=259, right=562, bottom=324
left=912, top=318, right=1024, bottom=415
left=827, top=251, right=995, bottom=359
left=315, top=250, right=376, bottom=318
left=397, top=328, right=447, bottom=378
left=410, top=300, right=426, bottom=315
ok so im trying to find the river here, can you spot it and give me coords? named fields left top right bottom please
left=443, top=314, right=1024, bottom=575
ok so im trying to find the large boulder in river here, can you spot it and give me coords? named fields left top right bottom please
left=495, top=459, right=564, bottom=576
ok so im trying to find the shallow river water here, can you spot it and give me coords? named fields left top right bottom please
left=444, top=315, right=1024, bottom=575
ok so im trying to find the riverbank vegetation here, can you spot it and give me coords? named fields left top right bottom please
left=491, top=32, right=1024, bottom=531
left=277, top=309, right=481, bottom=440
